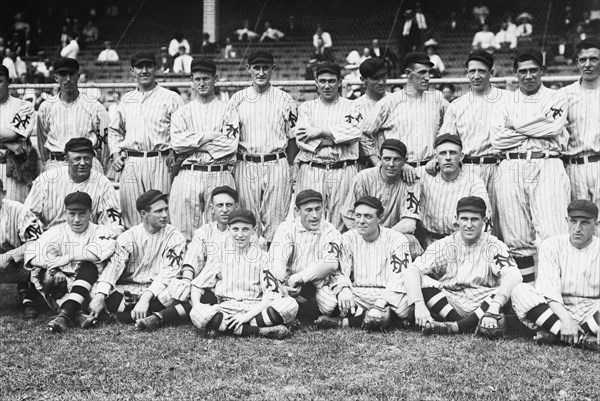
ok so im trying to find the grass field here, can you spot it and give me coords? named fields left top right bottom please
left=1, top=306, right=598, bottom=401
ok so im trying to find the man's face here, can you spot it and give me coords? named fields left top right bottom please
left=406, top=63, right=431, bottom=91
left=248, top=63, right=273, bottom=89
left=515, top=59, right=543, bottom=95
left=54, top=70, right=79, bottom=95
left=364, top=72, right=387, bottom=96
left=67, top=151, right=93, bottom=181
left=568, top=216, right=597, bottom=248
left=131, top=62, right=157, bottom=87
left=354, top=204, right=380, bottom=238
left=192, top=71, right=216, bottom=98
left=297, top=201, right=323, bottom=231
left=143, top=199, right=169, bottom=230
left=372, top=39, right=379, bottom=48
left=457, top=211, right=485, bottom=243
left=229, top=221, right=255, bottom=249
left=380, top=148, right=405, bottom=179
left=66, top=208, right=92, bottom=234
left=0, top=75, right=9, bottom=99
left=577, top=47, right=600, bottom=83
left=316, top=72, right=341, bottom=102
left=436, top=142, right=463, bottom=175
left=211, top=193, right=236, bottom=226
left=466, top=60, right=492, bottom=92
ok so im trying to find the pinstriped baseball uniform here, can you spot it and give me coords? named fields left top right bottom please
left=420, top=169, right=490, bottom=237
left=561, top=81, right=600, bottom=208
left=296, top=97, right=363, bottom=231
left=512, top=235, right=599, bottom=330
left=341, top=166, right=421, bottom=230
left=228, top=85, right=297, bottom=241
left=360, top=89, right=448, bottom=163
left=24, top=166, right=123, bottom=235
left=0, top=198, right=42, bottom=262
left=109, top=85, right=183, bottom=229
left=0, top=96, right=34, bottom=202
left=491, top=86, right=570, bottom=259
left=169, top=97, right=239, bottom=240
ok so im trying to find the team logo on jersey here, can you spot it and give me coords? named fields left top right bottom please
left=344, top=113, right=363, bottom=124
left=327, top=242, right=341, bottom=258
left=546, top=107, right=563, bottom=120
left=288, top=111, right=297, bottom=128
left=225, top=124, right=239, bottom=138
left=98, top=235, right=112, bottom=240
left=390, top=252, right=409, bottom=273
left=94, top=128, right=109, bottom=149
left=493, top=254, right=514, bottom=270
left=262, top=269, right=280, bottom=292
left=24, top=224, right=42, bottom=241
left=165, top=248, right=184, bottom=268
left=106, top=208, right=124, bottom=226
left=12, top=114, right=31, bottom=130
left=406, top=192, right=420, bottom=214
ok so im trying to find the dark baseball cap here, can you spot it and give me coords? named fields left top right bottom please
left=211, top=185, right=239, bottom=202
left=575, top=38, right=600, bottom=52
left=295, top=189, right=323, bottom=207
left=316, top=62, right=341, bottom=77
left=567, top=199, right=599, bottom=219
left=380, top=138, right=407, bottom=158
left=131, top=51, right=157, bottom=67
left=513, top=48, right=544, bottom=69
left=402, top=51, right=433, bottom=69
left=136, top=190, right=168, bottom=212
left=466, top=50, right=494, bottom=70
left=228, top=209, right=256, bottom=226
left=0, top=66, right=9, bottom=78
left=64, top=137, right=95, bottom=155
left=53, top=57, right=80, bottom=73
left=354, top=196, right=384, bottom=216
left=456, top=196, right=486, bottom=215
left=191, top=58, right=217, bottom=74
left=64, top=191, right=93, bottom=211
left=248, top=50, right=274, bottom=65
left=435, top=133, right=463, bottom=148
left=359, top=57, right=388, bottom=78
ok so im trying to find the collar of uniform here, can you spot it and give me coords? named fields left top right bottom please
left=440, top=168, right=464, bottom=183
left=58, top=92, right=82, bottom=105
left=294, top=217, right=320, bottom=233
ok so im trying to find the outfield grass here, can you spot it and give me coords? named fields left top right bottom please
left=0, top=309, right=598, bottom=401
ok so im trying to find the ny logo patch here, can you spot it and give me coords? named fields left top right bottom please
left=288, top=111, right=297, bottom=128
left=391, top=252, right=409, bottom=273
left=12, top=114, right=31, bottom=130
left=225, top=124, right=239, bottom=138
left=406, top=191, right=420, bottom=214
left=262, top=269, right=280, bottom=292
left=106, top=208, right=123, bottom=226
left=165, top=248, right=184, bottom=267
left=344, top=113, right=363, bottom=124
left=546, top=107, right=563, bottom=120
left=24, top=224, right=42, bottom=241
left=494, top=254, right=513, bottom=269
left=327, top=242, right=341, bottom=258
left=98, top=235, right=112, bottom=240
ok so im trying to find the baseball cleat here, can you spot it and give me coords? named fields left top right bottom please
left=421, top=321, right=457, bottom=335
left=206, top=329, right=220, bottom=338
left=47, top=312, right=73, bottom=333
left=259, top=325, right=290, bottom=339
left=22, top=304, right=39, bottom=319
left=136, top=314, right=163, bottom=332
left=579, top=334, right=600, bottom=352
left=77, top=312, right=98, bottom=329
left=533, top=330, right=561, bottom=345
left=315, top=316, right=342, bottom=330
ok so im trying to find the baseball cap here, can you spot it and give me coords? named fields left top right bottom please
left=191, top=58, right=217, bottom=74
left=513, top=48, right=544, bottom=69
left=575, top=38, right=600, bottom=52
left=211, top=185, right=238, bottom=202
left=228, top=209, right=256, bottom=226
left=380, top=138, right=407, bottom=158
left=456, top=196, right=487, bottom=215
left=402, top=51, right=433, bottom=69
left=248, top=50, right=274, bottom=65
left=466, top=50, right=494, bottom=70
left=64, top=191, right=93, bottom=211
left=354, top=196, right=384, bottom=216
left=64, top=137, right=95, bottom=155
left=295, top=189, right=323, bottom=208
left=0, top=66, right=9, bottom=78
left=567, top=199, right=599, bottom=219
left=136, top=190, right=168, bottom=212
left=434, top=133, right=463, bottom=148
left=53, top=57, right=80, bottom=73
left=316, top=62, right=341, bottom=77
left=359, top=58, right=388, bottom=79
left=131, top=51, right=157, bottom=67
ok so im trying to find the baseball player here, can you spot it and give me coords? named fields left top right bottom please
left=36, top=58, right=109, bottom=173
left=24, top=138, right=123, bottom=237
left=419, top=134, right=490, bottom=246
left=226, top=50, right=297, bottom=242
left=0, top=178, right=43, bottom=318
left=24, top=192, right=117, bottom=332
left=189, top=209, right=298, bottom=339
left=561, top=39, right=600, bottom=216
left=88, top=190, right=186, bottom=325
left=491, top=48, right=570, bottom=283
left=315, top=196, right=412, bottom=329
left=296, top=62, right=364, bottom=231
left=0, top=65, right=36, bottom=203
left=169, top=58, right=239, bottom=240
left=364, top=196, right=523, bottom=338
left=511, top=200, right=599, bottom=351
left=109, top=52, right=184, bottom=229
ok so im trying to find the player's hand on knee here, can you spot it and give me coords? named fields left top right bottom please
left=424, top=159, right=439, bottom=176
left=414, top=301, right=433, bottom=328
left=560, top=318, right=583, bottom=345
left=225, top=312, right=251, bottom=331
left=401, top=164, right=418, bottom=185
left=89, top=294, right=107, bottom=318
left=337, top=287, right=356, bottom=316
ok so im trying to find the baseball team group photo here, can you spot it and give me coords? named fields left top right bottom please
left=1, top=0, right=599, bottom=399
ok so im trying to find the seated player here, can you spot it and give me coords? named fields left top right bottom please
left=364, top=196, right=522, bottom=338
left=315, top=196, right=412, bottom=329
left=189, top=209, right=298, bottom=339
left=511, top=200, right=599, bottom=351
left=24, top=192, right=117, bottom=332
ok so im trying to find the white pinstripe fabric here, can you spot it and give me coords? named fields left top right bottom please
left=0, top=199, right=42, bottom=255
left=350, top=92, right=388, bottom=158
left=183, top=222, right=231, bottom=277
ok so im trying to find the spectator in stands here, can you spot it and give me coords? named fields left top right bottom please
left=0, top=38, right=5, bottom=56
left=313, top=37, right=334, bottom=62
left=415, top=3, right=428, bottom=32
left=28, top=19, right=43, bottom=55
left=60, top=26, right=70, bottom=48
left=9, top=13, right=30, bottom=56
left=472, top=1, right=490, bottom=26
left=223, top=37, right=235, bottom=59
left=97, top=41, right=119, bottom=63
left=286, top=15, right=304, bottom=38
left=582, top=10, right=592, bottom=31
left=260, top=21, right=285, bottom=42
left=168, top=33, right=190, bottom=58
left=563, top=6, right=574, bottom=32
left=82, top=20, right=99, bottom=45
left=2, top=48, right=19, bottom=80
left=439, top=83, right=457, bottom=102
left=424, top=39, right=444, bottom=77
left=399, top=9, right=420, bottom=55
left=472, top=24, right=495, bottom=51
left=173, top=45, right=193, bottom=74
left=516, top=13, right=533, bottom=39
left=360, top=47, right=371, bottom=63
left=200, top=33, right=216, bottom=54
left=368, top=39, right=398, bottom=77
left=506, top=15, right=518, bottom=37
left=495, top=21, right=517, bottom=50
left=7, top=32, right=23, bottom=56
left=235, top=19, right=259, bottom=42
left=313, top=25, right=333, bottom=50
left=30, top=51, right=50, bottom=83
left=370, top=39, right=383, bottom=58
left=158, top=46, right=174, bottom=73
left=60, top=33, right=80, bottom=59
left=445, top=12, right=460, bottom=32
left=72, top=18, right=82, bottom=39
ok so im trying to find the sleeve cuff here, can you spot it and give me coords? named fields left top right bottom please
left=96, top=281, right=113, bottom=296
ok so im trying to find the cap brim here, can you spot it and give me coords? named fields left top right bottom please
left=317, top=68, right=341, bottom=75
left=248, top=58, right=273, bottom=65
left=132, top=58, right=156, bottom=66
left=568, top=211, right=597, bottom=219
left=368, top=66, right=389, bottom=77
left=468, top=56, right=493, bottom=67
left=191, top=67, right=216, bottom=74
left=296, top=196, right=323, bottom=206
left=144, top=193, right=169, bottom=208
left=65, top=203, right=91, bottom=210
left=457, top=207, right=486, bottom=214
left=228, top=217, right=255, bottom=225
left=66, top=146, right=95, bottom=154
left=54, top=67, right=79, bottom=73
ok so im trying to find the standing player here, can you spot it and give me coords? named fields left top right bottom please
left=561, top=39, right=600, bottom=213
left=491, top=48, right=570, bottom=283
left=36, top=58, right=109, bottom=173
left=511, top=200, right=599, bottom=351
left=296, top=62, right=364, bottom=231
left=227, top=51, right=297, bottom=242
left=0, top=65, right=35, bottom=202
left=109, top=52, right=184, bottom=228
left=169, top=58, right=239, bottom=240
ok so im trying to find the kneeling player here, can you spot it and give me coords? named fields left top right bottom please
left=189, top=210, right=298, bottom=339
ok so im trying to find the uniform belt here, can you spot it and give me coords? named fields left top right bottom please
left=181, top=164, right=230, bottom=172
left=301, top=160, right=357, bottom=170
left=505, top=152, right=560, bottom=160
left=237, top=152, right=286, bottom=163
left=126, top=150, right=171, bottom=157
left=407, top=160, right=430, bottom=168
left=462, top=156, right=500, bottom=164
left=561, top=154, right=600, bottom=164
left=50, top=152, right=66, bottom=161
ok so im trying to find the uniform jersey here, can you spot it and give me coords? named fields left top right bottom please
left=0, top=199, right=42, bottom=256
left=170, top=97, right=239, bottom=166
left=0, top=96, right=34, bottom=140
left=108, top=85, right=183, bottom=153
left=561, top=80, right=600, bottom=156
left=351, top=92, right=388, bottom=158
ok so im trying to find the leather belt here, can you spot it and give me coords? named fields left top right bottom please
left=301, top=160, right=357, bottom=170
left=505, top=152, right=560, bottom=160
left=181, top=164, right=230, bottom=172
left=562, top=154, right=600, bottom=164
left=407, top=160, right=430, bottom=168
left=237, top=152, right=286, bottom=163
left=50, top=152, right=67, bottom=161
left=126, top=150, right=171, bottom=157
left=462, top=156, right=500, bottom=164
